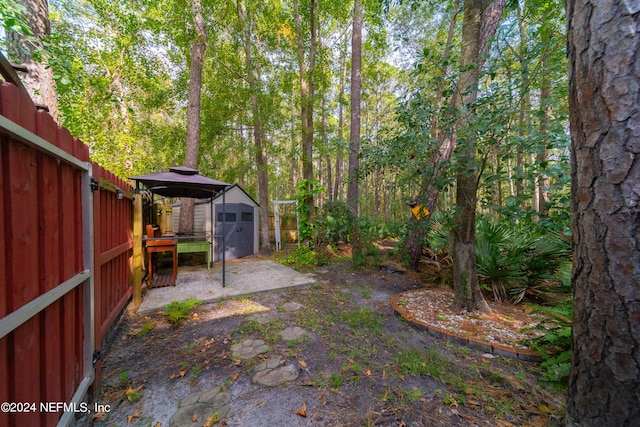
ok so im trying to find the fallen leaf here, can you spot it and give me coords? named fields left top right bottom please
left=192, top=413, right=199, bottom=422
left=192, top=313, right=199, bottom=320
left=125, top=386, right=143, bottom=402
left=169, top=374, right=176, bottom=380
left=365, top=369, right=372, bottom=377
left=295, top=403, right=307, bottom=417
left=179, top=369, right=187, bottom=377
left=154, top=423, right=161, bottom=427
left=127, top=411, right=140, bottom=423
left=230, top=372, right=239, bottom=382
left=233, top=360, right=242, bottom=366
left=467, top=399, right=480, bottom=409
left=299, top=360, right=307, bottom=368
left=203, top=413, right=219, bottom=427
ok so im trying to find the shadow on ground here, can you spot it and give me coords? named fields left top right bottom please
left=86, top=261, right=565, bottom=427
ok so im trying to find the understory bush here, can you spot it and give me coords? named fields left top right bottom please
left=280, top=245, right=325, bottom=268
left=163, top=299, right=202, bottom=324
left=524, top=298, right=573, bottom=390
left=425, top=214, right=571, bottom=304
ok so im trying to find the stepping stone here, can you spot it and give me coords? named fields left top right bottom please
left=231, top=339, right=269, bottom=360
left=251, top=356, right=299, bottom=387
left=248, top=313, right=274, bottom=325
left=282, top=302, right=303, bottom=312
left=281, top=326, right=307, bottom=342
left=169, top=388, right=231, bottom=427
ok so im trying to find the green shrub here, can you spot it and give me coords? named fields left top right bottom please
left=524, top=300, right=572, bottom=390
left=425, top=215, right=571, bottom=303
left=317, top=200, right=354, bottom=245
left=163, top=299, right=202, bottom=324
left=281, top=245, right=320, bottom=267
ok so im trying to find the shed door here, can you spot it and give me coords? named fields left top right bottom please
left=215, top=204, right=239, bottom=261
left=215, top=203, right=255, bottom=261
left=236, top=203, right=254, bottom=258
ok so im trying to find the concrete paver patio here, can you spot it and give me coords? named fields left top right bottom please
left=137, top=258, right=316, bottom=313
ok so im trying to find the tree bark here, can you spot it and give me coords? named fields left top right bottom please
left=537, top=52, right=551, bottom=215
left=451, top=0, right=495, bottom=313
left=237, top=0, right=271, bottom=255
left=7, top=0, right=58, bottom=121
left=334, top=38, right=348, bottom=201
left=566, top=1, right=640, bottom=424
left=293, top=0, right=316, bottom=225
left=178, top=0, right=207, bottom=236
left=401, top=0, right=504, bottom=270
left=347, top=0, right=363, bottom=258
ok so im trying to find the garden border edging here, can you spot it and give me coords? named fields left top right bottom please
left=391, top=290, right=542, bottom=362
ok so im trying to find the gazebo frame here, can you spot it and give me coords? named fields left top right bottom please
left=129, top=166, right=230, bottom=307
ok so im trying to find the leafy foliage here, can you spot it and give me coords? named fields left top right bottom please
left=425, top=215, right=571, bottom=303
left=316, top=200, right=355, bottom=246
left=280, top=245, right=324, bottom=268
left=163, top=299, right=202, bottom=325
left=525, top=300, right=573, bottom=390
left=294, top=179, right=324, bottom=243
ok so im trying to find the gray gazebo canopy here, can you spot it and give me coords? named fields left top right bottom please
left=129, top=166, right=229, bottom=198
left=129, top=166, right=231, bottom=287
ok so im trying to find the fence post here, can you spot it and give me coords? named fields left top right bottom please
left=133, top=192, right=143, bottom=307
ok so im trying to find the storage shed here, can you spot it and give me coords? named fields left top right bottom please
left=172, top=184, right=259, bottom=261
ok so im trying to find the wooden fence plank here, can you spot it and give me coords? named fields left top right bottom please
left=0, top=132, right=7, bottom=427
left=1, top=83, right=43, bottom=427
left=35, top=111, right=63, bottom=426
left=1, top=81, right=133, bottom=425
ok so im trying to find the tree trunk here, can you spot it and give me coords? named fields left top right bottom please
left=237, top=0, right=271, bottom=255
left=401, top=0, right=504, bottom=270
left=401, top=1, right=459, bottom=269
left=537, top=52, right=551, bottom=215
left=178, top=0, right=207, bottom=236
left=321, top=69, right=333, bottom=201
left=566, top=1, right=640, bottom=424
left=293, top=0, right=316, bottom=225
left=451, top=0, right=494, bottom=313
left=7, top=0, right=58, bottom=121
left=334, top=39, right=348, bottom=202
left=347, top=0, right=363, bottom=258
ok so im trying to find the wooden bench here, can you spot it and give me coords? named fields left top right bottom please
left=177, top=241, right=211, bottom=271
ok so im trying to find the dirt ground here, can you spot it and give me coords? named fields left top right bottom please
left=88, top=261, right=565, bottom=427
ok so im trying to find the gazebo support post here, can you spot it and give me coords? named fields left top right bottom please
left=222, top=188, right=226, bottom=287
left=132, top=183, right=143, bottom=307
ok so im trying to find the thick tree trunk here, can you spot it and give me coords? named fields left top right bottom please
left=401, top=0, right=504, bottom=270
left=566, top=1, right=640, bottom=424
left=293, top=0, right=316, bottom=226
left=7, top=0, right=58, bottom=121
left=178, top=0, right=207, bottom=236
left=237, top=0, right=271, bottom=255
left=334, top=40, right=348, bottom=202
left=451, top=0, right=492, bottom=313
left=347, top=0, right=363, bottom=258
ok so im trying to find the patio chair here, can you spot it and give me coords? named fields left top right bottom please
left=145, top=224, right=177, bottom=287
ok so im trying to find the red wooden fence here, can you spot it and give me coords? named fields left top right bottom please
left=92, top=164, right=133, bottom=390
left=0, top=80, right=133, bottom=426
